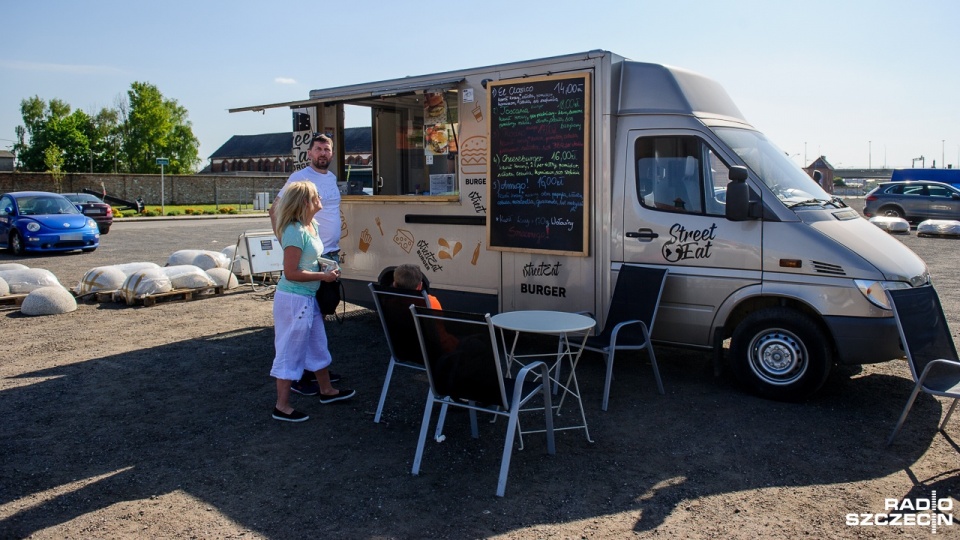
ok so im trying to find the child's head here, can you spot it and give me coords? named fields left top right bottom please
left=393, top=264, right=424, bottom=290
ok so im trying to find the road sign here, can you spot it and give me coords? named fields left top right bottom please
left=156, top=158, right=169, bottom=165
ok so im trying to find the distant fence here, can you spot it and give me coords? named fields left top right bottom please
left=0, top=172, right=287, bottom=206
left=833, top=185, right=870, bottom=197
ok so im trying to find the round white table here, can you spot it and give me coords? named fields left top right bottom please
left=490, top=310, right=596, bottom=335
left=491, top=310, right=596, bottom=442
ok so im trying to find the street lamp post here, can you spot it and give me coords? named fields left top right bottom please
left=156, top=157, right=169, bottom=215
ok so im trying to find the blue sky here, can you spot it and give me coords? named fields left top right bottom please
left=2, top=0, right=957, bottom=170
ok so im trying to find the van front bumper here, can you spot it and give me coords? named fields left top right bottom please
left=824, top=315, right=903, bottom=365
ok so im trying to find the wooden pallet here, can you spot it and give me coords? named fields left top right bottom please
left=127, top=286, right=225, bottom=307
left=91, top=290, right=119, bottom=303
left=0, top=294, right=29, bottom=307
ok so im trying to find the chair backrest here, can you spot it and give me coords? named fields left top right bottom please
left=369, top=283, right=431, bottom=366
left=410, top=306, right=508, bottom=408
left=598, top=265, right=668, bottom=345
left=887, top=285, right=960, bottom=381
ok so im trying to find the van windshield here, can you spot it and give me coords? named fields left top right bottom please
left=713, top=127, right=833, bottom=206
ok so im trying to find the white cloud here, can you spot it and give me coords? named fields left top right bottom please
left=0, top=60, right=122, bottom=75
left=274, top=77, right=297, bottom=85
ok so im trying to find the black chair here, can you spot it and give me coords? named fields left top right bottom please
left=577, top=265, right=668, bottom=411
left=886, top=285, right=960, bottom=445
left=368, top=282, right=431, bottom=423
left=409, top=306, right=556, bottom=497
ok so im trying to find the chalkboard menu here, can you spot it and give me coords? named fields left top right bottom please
left=486, top=72, right=591, bottom=255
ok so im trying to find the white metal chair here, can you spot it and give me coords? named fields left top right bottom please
left=409, top=305, right=556, bottom=497
left=886, top=285, right=960, bottom=445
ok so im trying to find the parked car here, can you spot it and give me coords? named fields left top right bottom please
left=62, top=193, right=113, bottom=234
left=0, top=191, right=100, bottom=255
left=863, top=180, right=960, bottom=223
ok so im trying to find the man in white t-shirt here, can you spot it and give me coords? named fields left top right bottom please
left=271, top=133, right=341, bottom=260
left=269, top=133, right=344, bottom=394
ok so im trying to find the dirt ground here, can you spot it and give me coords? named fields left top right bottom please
left=1, top=215, right=959, bottom=539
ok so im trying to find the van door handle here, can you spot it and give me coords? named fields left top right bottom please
left=626, top=229, right=659, bottom=240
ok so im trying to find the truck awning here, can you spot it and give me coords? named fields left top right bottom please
left=229, top=77, right=464, bottom=114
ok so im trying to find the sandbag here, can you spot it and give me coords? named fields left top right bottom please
left=120, top=268, right=172, bottom=304
left=113, top=262, right=161, bottom=275
left=21, top=286, right=78, bottom=316
left=0, top=268, right=63, bottom=294
left=0, top=263, right=29, bottom=272
left=917, top=219, right=960, bottom=237
left=77, top=266, right=128, bottom=295
left=162, top=265, right=216, bottom=289
left=220, top=245, right=244, bottom=274
left=206, top=267, right=239, bottom=289
left=868, top=216, right=910, bottom=234
left=167, top=249, right=230, bottom=270
left=0, top=276, right=9, bottom=296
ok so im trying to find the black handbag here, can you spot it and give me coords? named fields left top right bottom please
left=316, top=279, right=343, bottom=316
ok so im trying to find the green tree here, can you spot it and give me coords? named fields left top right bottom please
left=120, top=82, right=200, bottom=174
left=13, top=82, right=200, bottom=175
left=13, top=96, right=115, bottom=174
left=43, top=144, right=65, bottom=192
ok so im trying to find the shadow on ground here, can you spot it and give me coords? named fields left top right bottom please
left=0, top=309, right=950, bottom=538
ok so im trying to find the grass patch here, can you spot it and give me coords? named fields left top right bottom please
left=136, top=204, right=264, bottom=216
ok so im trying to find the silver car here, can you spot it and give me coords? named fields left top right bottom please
left=863, top=180, right=960, bottom=222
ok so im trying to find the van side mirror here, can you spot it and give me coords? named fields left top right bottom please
left=725, top=166, right=755, bottom=222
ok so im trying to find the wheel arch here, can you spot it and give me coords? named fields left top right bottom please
left=713, top=289, right=837, bottom=357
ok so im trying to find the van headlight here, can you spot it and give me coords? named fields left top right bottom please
left=26, top=222, right=41, bottom=232
left=855, top=279, right=911, bottom=310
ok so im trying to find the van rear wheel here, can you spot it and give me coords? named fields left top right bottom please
left=730, top=308, right=831, bottom=401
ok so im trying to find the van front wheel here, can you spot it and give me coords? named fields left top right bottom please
left=730, top=308, right=832, bottom=401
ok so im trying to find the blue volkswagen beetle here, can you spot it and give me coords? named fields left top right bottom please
left=0, top=191, right=100, bottom=255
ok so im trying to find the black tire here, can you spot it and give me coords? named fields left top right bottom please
left=878, top=205, right=904, bottom=219
left=10, top=231, right=25, bottom=255
left=730, top=307, right=832, bottom=401
left=99, top=225, right=110, bottom=235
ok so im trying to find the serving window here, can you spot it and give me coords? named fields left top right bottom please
left=344, top=90, right=459, bottom=198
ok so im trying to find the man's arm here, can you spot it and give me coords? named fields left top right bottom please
left=268, top=196, right=280, bottom=233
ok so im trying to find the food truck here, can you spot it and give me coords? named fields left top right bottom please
left=232, top=50, right=931, bottom=400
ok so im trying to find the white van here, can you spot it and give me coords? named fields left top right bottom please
left=233, top=50, right=930, bottom=400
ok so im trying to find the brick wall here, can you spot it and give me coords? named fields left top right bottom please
left=0, top=172, right=287, bottom=206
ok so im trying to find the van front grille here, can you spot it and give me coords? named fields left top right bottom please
left=811, top=260, right=846, bottom=276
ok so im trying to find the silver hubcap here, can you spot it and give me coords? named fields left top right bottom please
left=748, top=328, right=807, bottom=385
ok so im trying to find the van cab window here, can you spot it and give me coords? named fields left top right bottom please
left=713, top=127, right=831, bottom=205
left=345, top=90, right=459, bottom=197
left=635, top=135, right=728, bottom=216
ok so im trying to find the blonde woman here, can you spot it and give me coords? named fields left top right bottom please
left=270, top=181, right=354, bottom=422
